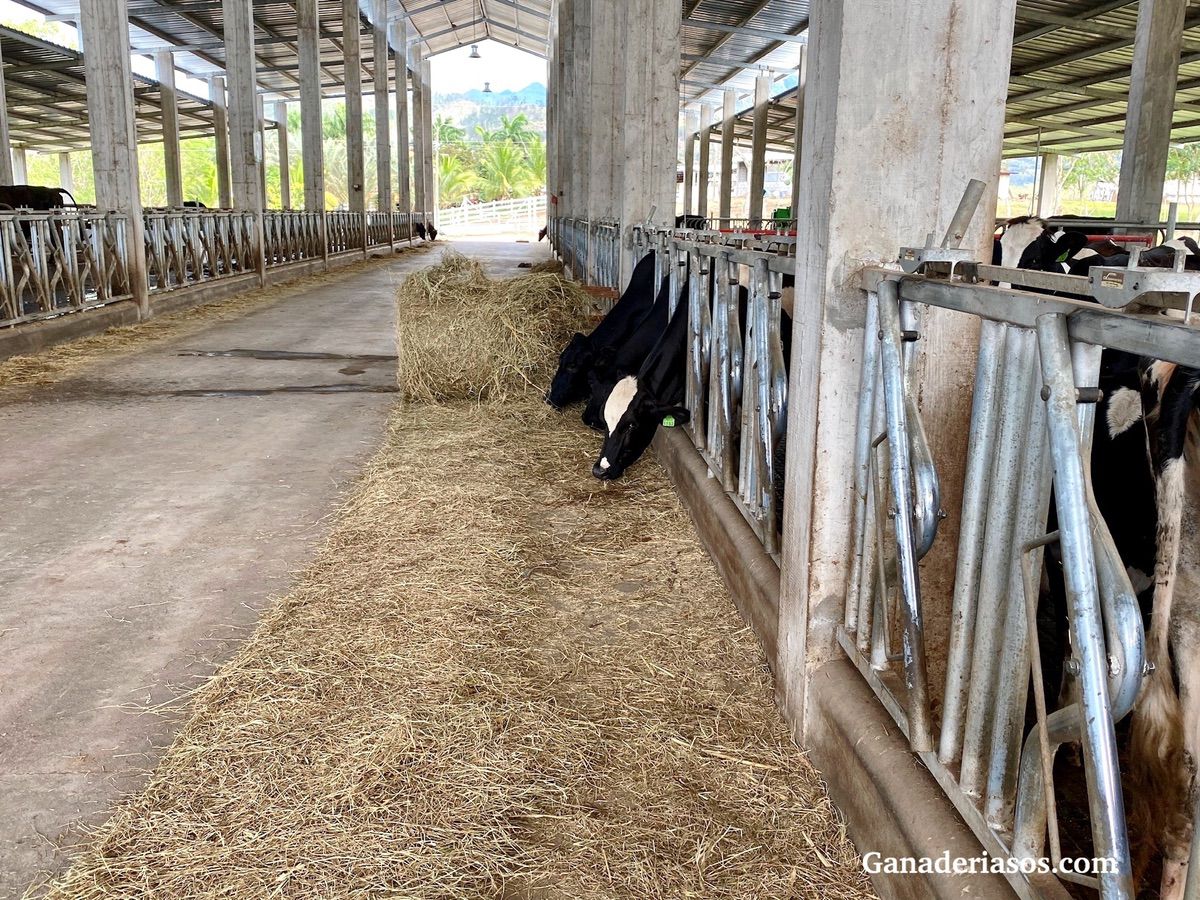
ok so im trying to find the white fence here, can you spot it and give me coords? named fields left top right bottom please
left=437, top=196, right=546, bottom=229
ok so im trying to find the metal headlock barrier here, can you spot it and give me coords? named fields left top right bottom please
left=0, top=208, right=423, bottom=330
left=0, top=209, right=132, bottom=326
left=549, top=216, right=621, bottom=291
left=844, top=228, right=1200, bottom=899
left=631, top=223, right=795, bottom=558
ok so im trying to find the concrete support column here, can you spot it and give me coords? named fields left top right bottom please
left=718, top=88, right=735, bottom=226
left=156, top=50, right=183, bottom=207
left=12, top=147, right=27, bottom=184
left=1036, top=152, right=1061, bottom=218
left=410, top=43, right=427, bottom=216
left=697, top=103, right=714, bottom=220
left=297, top=0, right=325, bottom=211
left=257, top=91, right=268, bottom=210
left=391, top=18, right=411, bottom=215
left=569, top=0, right=591, bottom=225
left=209, top=75, right=232, bottom=208
left=1116, top=0, right=1186, bottom=224
left=0, top=40, right=12, bottom=185
left=420, top=57, right=434, bottom=217
left=343, top=2, right=366, bottom=213
left=372, top=0, right=391, bottom=212
left=58, top=152, right=73, bottom=192
left=275, top=102, right=291, bottom=209
left=789, top=47, right=808, bottom=224
left=223, top=0, right=263, bottom=212
left=79, top=0, right=148, bottom=313
left=585, top=0, right=620, bottom=223
left=552, top=0, right=573, bottom=217
left=748, top=74, right=770, bottom=227
left=618, top=0, right=681, bottom=281
left=683, top=110, right=698, bottom=216
left=776, top=0, right=1017, bottom=733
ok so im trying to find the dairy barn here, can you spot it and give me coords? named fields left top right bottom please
left=1, top=1, right=1199, bottom=898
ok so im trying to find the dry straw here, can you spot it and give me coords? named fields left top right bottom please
left=32, top=250, right=872, bottom=900
left=36, top=400, right=872, bottom=900
left=395, top=251, right=592, bottom=403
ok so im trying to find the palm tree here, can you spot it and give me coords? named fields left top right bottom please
left=435, top=115, right=466, bottom=149
left=494, top=113, right=537, bottom=147
left=438, top=154, right=477, bottom=206
left=478, top=142, right=533, bottom=200
left=525, top=135, right=546, bottom=183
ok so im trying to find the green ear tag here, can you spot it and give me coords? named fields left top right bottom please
left=662, top=415, right=677, bottom=428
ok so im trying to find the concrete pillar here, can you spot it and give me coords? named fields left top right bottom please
left=343, top=2, right=366, bottom=213
left=1116, top=0, right=1185, bottom=224
left=420, top=57, right=435, bottom=217
left=585, top=0, right=620, bottom=223
left=275, top=102, right=291, bottom=209
left=683, top=110, right=698, bottom=216
left=257, top=92, right=268, bottom=210
left=789, top=47, right=808, bottom=224
left=79, top=0, right=148, bottom=313
left=718, top=88, right=735, bottom=226
left=223, top=0, right=263, bottom=212
left=569, top=0, right=592, bottom=224
left=1036, top=152, right=1061, bottom=218
left=0, top=40, right=11, bottom=185
left=697, top=103, right=714, bottom=220
left=618, top=0, right=681, bottom=281
left=748, top=75, right=770, bottom=227
left=58, top=153, right=73, bottom=192
left=391, top=19, right=411, bottom=215
left=12, top=147, right=27, bottom=184
left=156, top=50, right=183, bottom=207
left=776, top=0, right=1017, bottom=734
left=552, top=0, right=573, bottom=216
left=372, top=0, right=391, bottom=212
left=298, top=0, right=325, bottom=211
left=410, top=44, right=426, bottom=215
left=209, top=75, right=232, bottom=208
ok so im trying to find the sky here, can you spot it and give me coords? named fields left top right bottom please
left=429, top=40, right=546, bottom=94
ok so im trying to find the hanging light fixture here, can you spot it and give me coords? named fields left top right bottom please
left=482, top=82, right=493, bottom=93
left=469, top=0, right=482, bottom=58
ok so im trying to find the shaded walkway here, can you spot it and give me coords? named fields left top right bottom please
left=0, top=240, right=549, bottom=895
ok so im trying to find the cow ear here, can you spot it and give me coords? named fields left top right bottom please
left=657, top=405, right=691, bottom=427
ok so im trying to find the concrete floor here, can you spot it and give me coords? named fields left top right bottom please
left=0, top=237, right=550, bottom=897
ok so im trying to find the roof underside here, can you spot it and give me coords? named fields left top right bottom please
left=15, top=1, right=401, bottom=101
left=1, top=25, right=222, bottom=153
left=4, top=1, right=1200, bottom=160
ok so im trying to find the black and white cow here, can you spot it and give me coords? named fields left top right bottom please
left=581, top=276, right=671, bottom=432
left=1002, top=222, right=1200, bottom=897
left=592, top=291, right=690, bottom=480
left=546, top=251, right=659, bottom=410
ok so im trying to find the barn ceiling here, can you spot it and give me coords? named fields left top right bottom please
left=3, top=1, right=1200, bottom=159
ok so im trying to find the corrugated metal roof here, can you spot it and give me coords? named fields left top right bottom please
left=6, top=1, right=1200, bottom=160
left=0, top=25, right=223, bottom=153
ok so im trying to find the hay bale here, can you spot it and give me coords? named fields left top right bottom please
left=527, top=259, right=564, bottom=274
left=395, top=251, right=591, bottom=403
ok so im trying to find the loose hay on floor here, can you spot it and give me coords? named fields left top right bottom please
left=36, top=398, right=873, bottom=900
left=395, top=251, right=592, bottom=403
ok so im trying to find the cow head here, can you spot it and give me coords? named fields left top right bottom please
left=591, top=374, right=689, bottom=480
left=546, top=333, right=592, bottom=409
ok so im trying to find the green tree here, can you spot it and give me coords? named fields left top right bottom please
left=438, top=154, right=477, bottom=206
left=477, top=142, right=533, bottom=201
